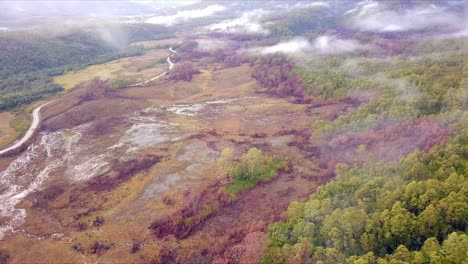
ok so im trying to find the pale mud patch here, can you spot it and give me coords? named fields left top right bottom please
left=0, top=127, right=82, bottom=239
left=140, top=140, right=219, bottom=203
left=110, top=121, right=180, bottom=153
left=0, top=109, right=188, bottom=238
left=66, top=113, right=186, bottom=182
left=177, top=140, right=218, bottom=163
left=164, top=97, right=258, bottom=117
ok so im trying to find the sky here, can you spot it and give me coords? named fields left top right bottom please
left=0, top=0, right=465, bottom=35
left=0, top=0, right=202, bottom=28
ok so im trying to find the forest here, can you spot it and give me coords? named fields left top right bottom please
left=266, top=6, right=339, bottom=39
left=263, top=128, right=467, bottom=263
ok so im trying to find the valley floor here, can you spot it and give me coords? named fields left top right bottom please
left=0, top=38, right=459, bottom=263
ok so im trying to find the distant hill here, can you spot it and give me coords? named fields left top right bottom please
left=0, top=23, right=174, bottom=110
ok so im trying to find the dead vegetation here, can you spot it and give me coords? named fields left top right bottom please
left=86, top=154, right=162, bottom=192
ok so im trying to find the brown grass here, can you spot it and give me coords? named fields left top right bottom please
left=0, top=56, right=358, bottom=263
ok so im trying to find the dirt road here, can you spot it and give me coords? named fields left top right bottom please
left=130, top=45, right=178, bottom=86
left=0, top=101, right=52, bottom=156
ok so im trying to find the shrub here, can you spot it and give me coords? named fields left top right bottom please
left=92, top=216, right=105, bottom=227
left=0, top=249, right=9, bottom=264
left=222, top=148, right=287, bottom=200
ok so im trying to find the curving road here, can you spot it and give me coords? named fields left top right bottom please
left=0, top=101, right=52, bottom=156
left=0, top=43, right=183, bottom=155
left=130, top=44, right=179, bottom=87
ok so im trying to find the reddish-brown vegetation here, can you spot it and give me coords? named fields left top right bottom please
left=216, top=232, right=268, bottom=264
left=31, top=185, right=65, bottom=209
left=251, top=55, right=305, bottom=97
left=80, top=78, right=112, bottom=102
left=150, top=181, right=231, bottom=239
left=170, top=63, right=199, bottom=81
left=293, top=118, right=451, bottom=170
left=86, top=154, right=162, bottom=192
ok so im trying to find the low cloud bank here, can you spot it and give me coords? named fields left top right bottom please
left=438, top=12, right=468, bottom=39
left=260, top=38, right=311, bottom=54
left=344, top=1, right=462, bottom=32
left=311, top=35, right=365, bottom=54
left=206, top=9, right=269, bottom=34
left=299, top=1, right=330, bottom=9
left=195, top=38, right=229, bottom=52
left=146, top=4, right=225, bottom=26
left=250, top=35, right=365, bottom=55
left=274, top=1, right=330, bottom=10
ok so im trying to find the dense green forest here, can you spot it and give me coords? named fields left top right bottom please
left=307, top=55, right=465, bottom=137
left=263, top=127, right=467, bottom=263
left=0, top=23, right=173, bottom=110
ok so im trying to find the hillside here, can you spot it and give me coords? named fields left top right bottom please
left=0, top=23, right=173, bottom=110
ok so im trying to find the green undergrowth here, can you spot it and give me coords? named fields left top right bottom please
left=220, top=148, right=287, bottom=200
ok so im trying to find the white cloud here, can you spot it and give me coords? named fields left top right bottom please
left=195, top=38, right=228, bottom=52
left=311, top=35, right=365, bottom=54
left=344, top=1, right=462, bottom=32
left=145, top=4, right=225, bottom=25
left=344, top=1, right=379, bottom=16
left=444, top=27, right=468, bottom=38
left=299, top=1, right=330, bottom=9
left=438, top=7, right=468, bottom=39
left=260, top=38, right=311, bottom=54
left=249, top=35, right=366, bottom=55
left=206, top=9, right=270, bottom=34
left=274, top=1, right=330, bottom=10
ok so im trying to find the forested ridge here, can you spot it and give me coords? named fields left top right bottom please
left=253, top=36, right=467, bottom=264
left=227, top=18, right=468, bottom=262
left=263, top=127, right=467, bottom=263
left=0, top=23, right=173, bottom=110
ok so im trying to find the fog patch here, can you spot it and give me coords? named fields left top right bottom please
left=257, top=38, right=311, bottom=55
left=298, top=1, right=330, bottom=9
left=437, top=12, right=468, bottom=39
left=145, top=4, right=225, bottom=26
left=273, top=1, right=330, bottom=10
left=196, top=38, right=229, bottom=52
left=442, top=28, right=468, bottom=39
left=344, top=1, right=462, bottom=32
left=94, top=25, right=129, bottom=50
left=374, top=74, right=422, bottom=103
left=250, top=36, right=365, bottom=55
left=310, top=35, right=366, bottom=54
left=206, top=9, right=270, bottom=34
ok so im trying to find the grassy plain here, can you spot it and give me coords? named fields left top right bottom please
left=0, top=39, right=371, bottom=263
